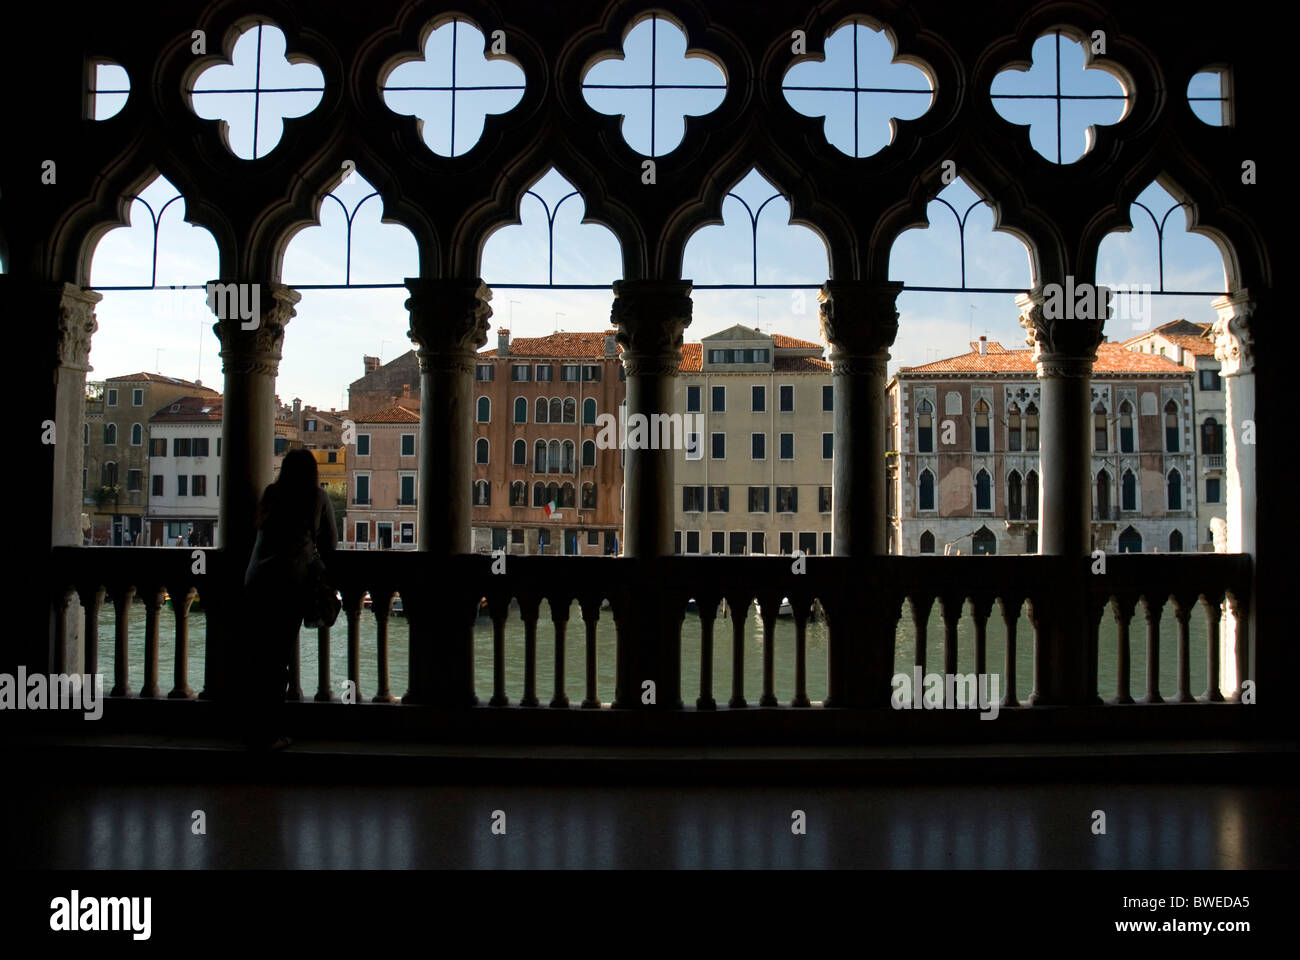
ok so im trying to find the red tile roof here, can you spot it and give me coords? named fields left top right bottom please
left=679, top=343, right=702, bottom=371
left=149, top=396, right=224, bottom=421
left=108, top=372, right=219, bottom=391
left=482, top=330, right=619, bottom=359
left=899, top=341, right=1191, bottom=376
left=770, top=333, right=823, bottom=350
left=357, top=403, right=421, bottom=424
left=1121, top=320, right=1216, bottom=357
left=774, top=356, right=832, bottom=372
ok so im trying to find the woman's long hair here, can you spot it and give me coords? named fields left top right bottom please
left=257, top=448, right=319, bottom=530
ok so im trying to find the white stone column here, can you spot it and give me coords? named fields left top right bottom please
left=1210, top=290, right=1255, bottom=700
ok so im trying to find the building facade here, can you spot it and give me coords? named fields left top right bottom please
left=888, top=337, right=1197, bottom=556
left=673, top=326, right=834, bottom=556
left=146, top=395, right=223, bottom=547
left=345, top=403, right=421, bottom=550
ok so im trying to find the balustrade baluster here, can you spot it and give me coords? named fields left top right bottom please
left=696, top=595, right=718, bottom=710
left=999, top=596, right=1019, bottom=707
left=110, top=585, right=135, bottom=697
left=343, top=588, right=364, bottom=701
left=1142, top=595, right=1163, bottom=703
left=911, top=594, right=932, bottom=677
left=1110, top=595, right=1136, bottom=704
left=791, top=596, right=811, bottom=708
left=315, top=625, right=332, bottom=702
left=757, top=592, right=779, bottom=707
left=1203, top=591, right=1224, bottom=702
left=140, top=585, right=165, bottom=698
left=939, top=593, right=962, bottom=681
left=288, top=625, right=303, bottom=702
left=168, top=586, right=195, bottom=698
left=80, top=584, right=104, bottom=679
left=517, top=594, right=541, bottom=707
left=972, top=594, right=993, bottom=679
left=488, top=594, right=511, bottom=706
left=1227, top=592, right=1250, bottom=702
left=579, top=596, right=601, bottom=709
left=725, top=593, right=750, bottom=708
left=550, top=596, right=571, bottom=709
left=372, top=589, right=396, bottom=702
left=1173, top=594, right=1193, bottom=703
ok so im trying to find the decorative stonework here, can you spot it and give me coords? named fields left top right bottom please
left=212, top=282, right=300, bottom=376
left=818, top=280, right=902, bottom=375
left=1015, top=290, right=1105, bottom=372
left=405, top=279, right=493, bottom=375
left=54, top=284, right=102, bottom=371
left=611, top=279, right=693, bottom=377
left=1210, top=290, right=1255, bottom=377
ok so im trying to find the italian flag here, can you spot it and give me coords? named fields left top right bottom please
left=543, top=497, right=561, bottom=519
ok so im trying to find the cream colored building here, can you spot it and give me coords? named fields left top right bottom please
left=672, top=325, right=833, bottom=556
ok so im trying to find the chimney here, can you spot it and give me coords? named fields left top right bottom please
left=498, top=328, right=511, bottom=356
left=363, top=355, right=381, bottom=374
left=604, top=332, right=617, bottom=358
left=402, top=384, right=411, bottom=398
left=978, top=336, right=987, bottom=356
left=293, top=397, right=302, bottom=414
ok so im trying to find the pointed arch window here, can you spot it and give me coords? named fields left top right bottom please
left=582, top=440, right=596, bottom=468
left=1119, top=400, right=1134, bottom=452
left=1118, top=526, right=1142, bottom=553
left=533, top=482, right=546, bottom=506
left=1026, top=470, right=1039, bottom=519
left=514, top=397, right=528, bottom=423
left=475, top=438, right=489, bottom=464
left=1122, top=469, right=1137, bottom=511
left=510, top=481, right=527, bottom=506
left=1024, top=403, right=1039, bottom=451
left=549, top=398, right=562, bottom=423
left=534, top=440, right=547, bottom=473
left=1008, top=402, right=1021, bottom=452
left=1094, top=403, right=1108, bottom=451
left=1201, top=417, right=1223, bottom=455
left=917, top=398, right=933, bottom=453
left=918, top=469, right=936, bottom=511
left=548, top=439, right=562, bottom=474
left=477, top=396, right=490, bottom=423
left=919, top=531, right=935, bottom=554
left=1165, top=400, right=1180, bottom=451
left=1007, top=470, right=1022, bottom=520
left=583, top=398, right=597, bottom=424
left=1169, top=529, right=1184, bottom=552
left=975, top=468, right=992, bottom=511
left=536, top=397, right=548, bottom=423
left=513, top=439, right=526, bottom=466
left=563, top=398, right=577, bottom=423
left=1167, top=469, right=1183, bottom=510
left=561, top=440, right=575, bottom=474
left=974, top=400, right=990, bottom=452
left=473, top=480, right=491, bottom=506
left=1096, top=470, right=1111, bottom=518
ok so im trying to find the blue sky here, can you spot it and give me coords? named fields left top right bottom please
left=85, top=21, right=1229, bottom=409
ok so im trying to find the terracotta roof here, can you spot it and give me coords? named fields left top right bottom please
left=899, top=341, right=1191, bottom=376
left=107, top=372, right=218, bottom=391
left=482, top=330, right=619, bottom=359
left=1122, top=320, right=1216, bottom=357
left=679, top=343, right=702, bottom=372
left=149, top=395, right=224, bottom=422
left=771, top=333, right=823, bottom=350
left=356, top=403, right=421, bottom=424
left=774, top=356, right=832, bottom=372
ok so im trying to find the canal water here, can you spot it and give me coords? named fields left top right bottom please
left=95, top=596, right=1214, bottom=705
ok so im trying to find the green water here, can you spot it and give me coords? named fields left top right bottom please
left=94, top=597, right=1214, bottom=704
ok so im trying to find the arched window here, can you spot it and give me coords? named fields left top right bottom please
left=562, top=440, right=575, bottom=473
left=1007, top=403, right=1021, bottom=452
left=1096, top=470, right=1111, bottom=518
left=975, top=468, right=992, bottom=510
left=1007, top=470, right=1022, bottom=520
left=563, top=397, right=577, bottom=423
left=583, top=398, right=597, bottom=424
left=514, top=397, right=528, bottom=423
left=917, top=398, right=933, bottom=453
left=1118, top=526, right=1142, bottom=553
left=546, top=482, right=559, bottom=506
left=473, top=480, right=490, bottom=505
left=972, top=526, right=997, bottom=555
left=582, top=439, right=596, bottom=467
left=1169, top=529, right=1184, bottom=552
left=533, top=482, right=546, bottom=506
left=534, top=440, right=547, bottom=473
left=477, top=396, right=490, bottom=423
left=581, top=482, right=597, bottom=509
left=513, top=439, right=526, bottom=465
left=549, top=398, right=562, bottom=423
left=548, top=439, right=561, bottom=474
left=476, top=437, right=489, bottom=464
left=102, top=461, right=118, bottom=486
left=919, top=531, right=935, bottom=554
left=1121, top=469, right=1137, bottom=511
left=1201, top=417, right=1223, bottom=455
left=510, top=481, right=526, bottom=506
left=559, top=483, right=575, bottom=508
left=130, top=423, right=143, bottom=446
left=1026, top=470, right=1039, bottom=519
left=1093, top=403, right=1108, bottom=451
left=536, top=397, right=548, bottom=423
left=1119, top=400, right=1134, bottom=452
left=974, top=400, right=990, bottom=452
left=1164, top=399, right=1180, bottom=451
left=1024, top=403, right=1039, bottom=451
left=104, top=423, right=117, bottom=445
left=918, top=469, right=935, bottom=511
left=1167, top=468, right=1183, bottom=510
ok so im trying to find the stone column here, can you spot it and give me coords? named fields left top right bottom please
left=818, top=280, right=902, bottom=557
left=1016, top=288, right=1104, bottom=705
left=50, top=284, right=102, bottom=675
left=404, top=278, right=492, bottom=555
left=207, top=281, right=299, bottom=698
left=1210, top=290, right=1256, bottom=700
left=611, top=279, right=692, bottom=559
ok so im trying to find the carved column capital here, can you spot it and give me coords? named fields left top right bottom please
left=405, top=278, right=493, bottom=375
left=611, top=279, right=693, bottom=377
left=53, top=283, right=103, bottom=371
left=1016, top=288, right=1105, bottom=377
left=210, top=281, right=299, bottom=377
left=1210, top=289, right=1257, bottom=377
left=818, top=280, right=902, bottom=375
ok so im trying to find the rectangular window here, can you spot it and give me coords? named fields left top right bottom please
left=777, top=486, right=798, bottom=513
left=779, top=385, right=794, bottom=412
left=151, top=474, right=163, bottom=496
left=674, top=531, right=682, bottom=555
left=217, top=438, right=221, bottom=456
left=173, top=437, right=191, bottom=457
left=107, top=389, right=118, bottom=406
left=685, top=432, right=702, bottom=460
left=686, top=531, right=700, bottom=554
left=751, top=432, right=765, bottom=460
left=192, top=475, right=207, bottom=496
left=354, top=521, right=369, bottom=543
left=401, top=434, right=415, bottom=456
left=751, top=531, right=765, bottom=555
left=561, top=364, right=580, bottom=381
left=512, top=365, right=532, bottom=381
left=711, top=432, right=726, bottom=459
left=1206, top=478, right=1221, bottom=504
left=1199, top=369, right=1221, bottom=391
left=194, top=437, right=210, bottom=457
left=356, top=434, right=370, bottom=456
left=799, top=532, right=817, bottom=555
left=328, top=451, right=337, bottom=463
left=710, top=531, right=725, bottom=554
left=822, top=433, right=833, bottom=459
left=683, top=486, right=704, bottom=512
left=401, top=523, right=415, bottom=544
left=511, top=528, right=524, bottom=544
left=822, top=385, right=833, bottom=412
left=748, top=486, right=770, bottom=513
left=729, top=531, right=747, bottom=555
left=711, top=385, right=725, bottom=412
left=822, top=531, right=832, bottom=555
left=779, top=531, right=793, bottom=555
left=355, top=474, right=370, bottom=505
left=751, top=385, right=766, bottom=412
left=476, top=364, right=494, bottom=381
left=708, top=486, right=729, bottom=512
left=305, top=420, right=317, bottom=432
left=132, top=389, right=143, bottom=406
left=818, top=486, right=831, bottom=513
left=150, top=438, right=167, bottom=457
left=582, top=365, right=601, bottom=382
left=536, top=364, right=553, bottom=381
left=780, top=433, right=794, bottom=459
left=587, top=529, right=600, bottom=546
left=399, top=474, right=415, bottom=505
left=686, top=385, right=701, bottom=412
left=177, top=475, right=188, bottom=496
left=126, top=470, right=142, bottom=492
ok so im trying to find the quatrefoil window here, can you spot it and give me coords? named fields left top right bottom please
left=990, top=31, right=1129, bottom=164
left=189, top=22, right=324, bottom=159
left=783, top=21, right=933, bottom=158
left=582, top=15, right=727, bottom=157
left=383, top=19, right=526, bottom=157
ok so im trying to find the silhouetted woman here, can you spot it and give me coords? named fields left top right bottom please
left=243, top=449, right=336, bottom=749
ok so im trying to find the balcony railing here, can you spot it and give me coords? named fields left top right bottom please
left=1203, top=454, right=1225, bottom=470
left=48, top=547, right=1254, bottom=742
